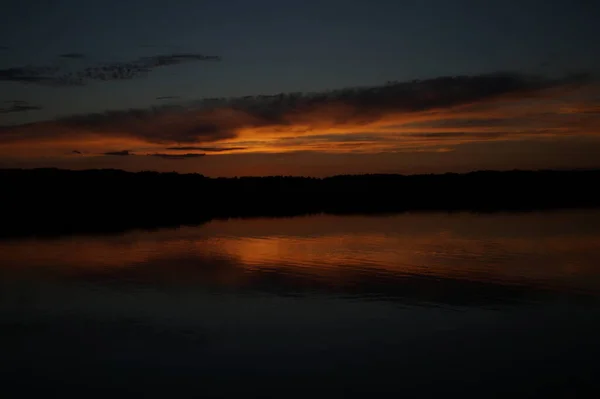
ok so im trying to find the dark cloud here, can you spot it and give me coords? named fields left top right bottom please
left=156, top=96, right=180, bottom=100
left=0, top=65, right=61, bottom=84
left=0, top=100, right=42, bottom=114
left=166, top=146, right=247, bottom=152
left=137, top=53, right=220, bottom=68
left=411, top=117, right=514, bottom=128
left=48, top=107, right=241, bottom=143
left=72, top=150, right=82, bottom=154
left=0, top=52, right=221, bottom=86
left=59, top=53, right=86, bottom=59
left=103, top=150, right=132, bottom=156
left=150, top=153, right=205, bottom=159
left=0, top=45, right=9, bottom=50
left=101, top=150, right=206, bottom=159
left=404, top=116, right=540, bottom=130
left=58, top=62, right=151, bottom=85
left=0, top=72, right=594, bottom=148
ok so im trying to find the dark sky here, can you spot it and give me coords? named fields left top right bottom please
left=1, top=0, right=599, bottom=176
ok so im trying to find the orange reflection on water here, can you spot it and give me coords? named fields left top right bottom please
left=1, top=211, right=600, bottom=296
left=215, top=231, right=600, bottom=291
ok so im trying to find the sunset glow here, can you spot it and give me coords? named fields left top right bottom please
left=1, top=76, right=598, bottom=171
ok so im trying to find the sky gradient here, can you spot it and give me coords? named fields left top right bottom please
left=1, top=0, right=599, bottom=176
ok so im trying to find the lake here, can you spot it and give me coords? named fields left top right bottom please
left=1, top=210, right=600, bottom=398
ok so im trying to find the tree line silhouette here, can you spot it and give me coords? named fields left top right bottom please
left=1, top=168, right=599, bottom=238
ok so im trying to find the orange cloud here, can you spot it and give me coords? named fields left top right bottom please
left=0, top=72, right=597, bottom=159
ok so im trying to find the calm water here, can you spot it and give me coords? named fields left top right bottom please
left=2, top=211, right=600, bottom=398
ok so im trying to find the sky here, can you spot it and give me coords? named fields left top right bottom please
left=1, top=0, right=599, bottom=176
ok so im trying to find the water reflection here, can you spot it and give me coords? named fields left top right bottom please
left=1, top=211, right=600, bottom=397
left=2, top=211, right=599, bottom=303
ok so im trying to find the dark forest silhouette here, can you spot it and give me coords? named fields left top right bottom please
left=2, top=168, right=600, bottom=238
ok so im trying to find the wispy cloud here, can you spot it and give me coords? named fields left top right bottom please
left=156, top=96, right=181, bottom=100
left=0, top=100, right=42, bottom=114
left=0, top=66, right=61, bottom=84
left=150, top=153, right=206, bottom=159
left=0, top=72, right=597, bottom=157
left=138, top=53, right=220, bottom=67
left=0, top=52, right=221, bottom=86
left=103, top=150, right=132, bottom=156
left=97, top=150, right=206, bottom=160
left=166, top=146, right=247, bottom=152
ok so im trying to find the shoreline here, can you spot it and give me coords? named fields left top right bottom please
left=3, top=168, right=600, bottom=239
